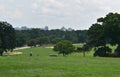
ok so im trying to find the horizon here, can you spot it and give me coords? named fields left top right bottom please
left=14, top=25, right=89, bottom=30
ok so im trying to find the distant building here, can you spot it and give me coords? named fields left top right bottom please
left=14, top=26, right=31, bottom=30
left=21, top=26, right=29, bottom=30
left=61, top=26, right=66, bottom=31
left=14, top=27, right=21, bottom=30
left=67, top=28, right=73, bottom=31
left=44, top=26, right=49, bottom=30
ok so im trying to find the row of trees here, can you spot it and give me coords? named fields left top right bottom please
left=15, top=29, right=88, bottom=47
left=53, top=12, right=120, bottom=57
left=53, top=40, right=90, bottom=56
left=0, top=22, right=88, bottom=56
left=1, top=12, right=120, bottom=57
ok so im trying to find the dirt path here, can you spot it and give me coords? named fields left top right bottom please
left=14, top=46, right=30, bottom=50
left=45, top=46, right=54, bottom=48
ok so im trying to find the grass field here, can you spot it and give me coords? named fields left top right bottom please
left=0, top=47, right=120, bottom=77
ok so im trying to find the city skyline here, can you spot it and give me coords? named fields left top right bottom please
left=0, top=0, right=120, bottom=30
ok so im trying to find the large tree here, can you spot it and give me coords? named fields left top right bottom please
left=0, top=21, right=15, bottom=56
left=98, top=13, right=120, bottom=57
left=27, top=39, right=37, bottom=47
left=87, top=12, right=120, bottom=57
left=87, top=23, right=105, bottom=47
left=97, top=12, right=120, bottom=45
left=53, top=40, right=75, bottom=56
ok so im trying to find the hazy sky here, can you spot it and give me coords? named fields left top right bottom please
left=0, top=0, right=120, bottom=30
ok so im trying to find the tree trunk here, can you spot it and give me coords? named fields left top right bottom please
left=0, top=50, right=4, bottom=56
left=63, top=53, right=66, bottom=56
left=83, top=51, right=85, bottom=57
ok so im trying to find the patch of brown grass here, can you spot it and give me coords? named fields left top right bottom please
left=4, top=51, right=22, bottom=56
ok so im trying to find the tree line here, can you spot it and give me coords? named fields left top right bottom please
left=54, top=12, right=120, bottom=57
left=15, top=29, right=88, bottom=47
left=1, top=12, right=120, bottom=57
left=0, top=22, right=88, bottom=56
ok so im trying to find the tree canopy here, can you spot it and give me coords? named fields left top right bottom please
left=0, top=21, right=15, bottom=56
left=87, top=12, right=120, bottom=57
left=15, top=29, right=88, bottom=47
left=53, top=40, right=75, bottom=56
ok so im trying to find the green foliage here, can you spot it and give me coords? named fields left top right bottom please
left=76, top=30, right=88, bottom=43
left=15, top=29, right=88, bottom=47
left=36, top=37, right=50, bottom=46
left=75, top=44, right=92, bottom=57
left=87, top=23, right=105, bottom=47
left=114, top=45, right=120, bottom=57
left=15, top=30, right=30, bottom=47
left=98, top=12, right=120, bottom=45
left=63, top=31, right=78, bottom=43
left=0, top=21, right=15, bottom=55
left=27, top=39, right=37, bottom=47
left=94, top=46, right=112, bottom=57
left=53, top=40, right=75, bottom=56
left=87, top=12, right=120, bottom=57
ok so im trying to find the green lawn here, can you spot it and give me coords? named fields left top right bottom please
left=0, top=47, right=120, bottom=77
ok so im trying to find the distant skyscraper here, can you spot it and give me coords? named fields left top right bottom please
left=44, top=26, right=49, bottom=30
left=21, top=26, right=28, bottom=30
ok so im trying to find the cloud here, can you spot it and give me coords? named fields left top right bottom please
left=0, top=5, right=23, bottom=20
left=0, top=0, right=120, bottom=29
left=32, top=2, right=39, bottom=9
left=0, top=5, right=6, bottom=12
left=9, top=10, right=23, bottom=19
left=8, top=0, right=15, bottom=3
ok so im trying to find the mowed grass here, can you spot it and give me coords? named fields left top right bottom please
left=0, top=47, right=120, bottom=77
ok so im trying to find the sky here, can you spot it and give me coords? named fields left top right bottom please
left=0, top=0, right=120, bottom=30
